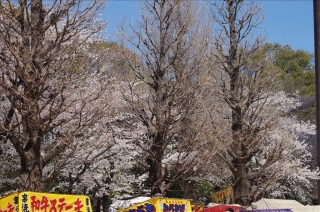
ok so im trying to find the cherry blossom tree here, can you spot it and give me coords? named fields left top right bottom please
left=45, top=83, right=148, bottom=198
left=174, top=92, right=318, bottom=203
left=0, top=78, right=148, bottom=206
left=263, top=115, right=318, bottom=203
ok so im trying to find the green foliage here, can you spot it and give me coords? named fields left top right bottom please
left=262, top=43, right=316, bottom=123
left=299, top=70, right=316, bottom=96
left=90, top=41, right=135, bottom=80
left=165, top=182, right=184, bottom=199
left=164, top=179, right=217, bottom=204
left=0, top=181, right=19, bottom=196
left=195, top=180, right=215, bottom=198
left=262, top=43, right=315, bottom=96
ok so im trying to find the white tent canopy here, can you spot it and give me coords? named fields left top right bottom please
left=253, top=198, right=316, bottom=212
left=109, top=197, right=151, bottom=212
left=305, top=205, right=320, bottom=211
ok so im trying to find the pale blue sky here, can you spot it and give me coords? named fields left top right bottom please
left=103, top=0, right=314, bottom=53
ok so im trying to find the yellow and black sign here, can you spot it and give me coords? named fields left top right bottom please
left=0, top=191, right=92, bottom=212
left=212, top=187, right=234, bottom=204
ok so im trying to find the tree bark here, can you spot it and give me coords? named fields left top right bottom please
left=20, top=150, right=45, bottom=191
left=233, top=159, right=250, bottom=206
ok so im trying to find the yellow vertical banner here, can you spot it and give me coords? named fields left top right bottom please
left=18, top=192, right=92, bottom=212
left=212, top=187, right=234, bottom=204
left=0, top=192, right=19, bottom=212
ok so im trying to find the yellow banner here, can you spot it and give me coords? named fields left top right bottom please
left=20, top=192, right=92, bottom=212
left=212, top=187, right=233, bottom=204
left=0, top=192, right=92, bottom=212
left=191, top=203, right=204, bottom=212
left=0, top=192, right=19, bottom=212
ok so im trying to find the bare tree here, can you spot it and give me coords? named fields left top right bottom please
left=208, top=0, right=320, bottom=205
left=0, top=0, right=109, bottom=191
left=124, top=0, right=219, bottom=196
left=209, top=0, right=273, bottom=205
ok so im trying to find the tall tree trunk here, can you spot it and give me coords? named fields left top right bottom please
left=95, top=197, right=101, bottom=212
left=102, top=194, right=108, bottom=212
left=227, top=0, right=250, bottom=204
left=147, top=132, right=165, bottom=196
left=20, top=149, right=44, bottom=191
left=17, top=0, right=45, bottom=191
left=233, top=161, right=250, bottom=206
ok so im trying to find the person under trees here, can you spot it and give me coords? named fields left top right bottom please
left=0, top=0, right=110, bottom=191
